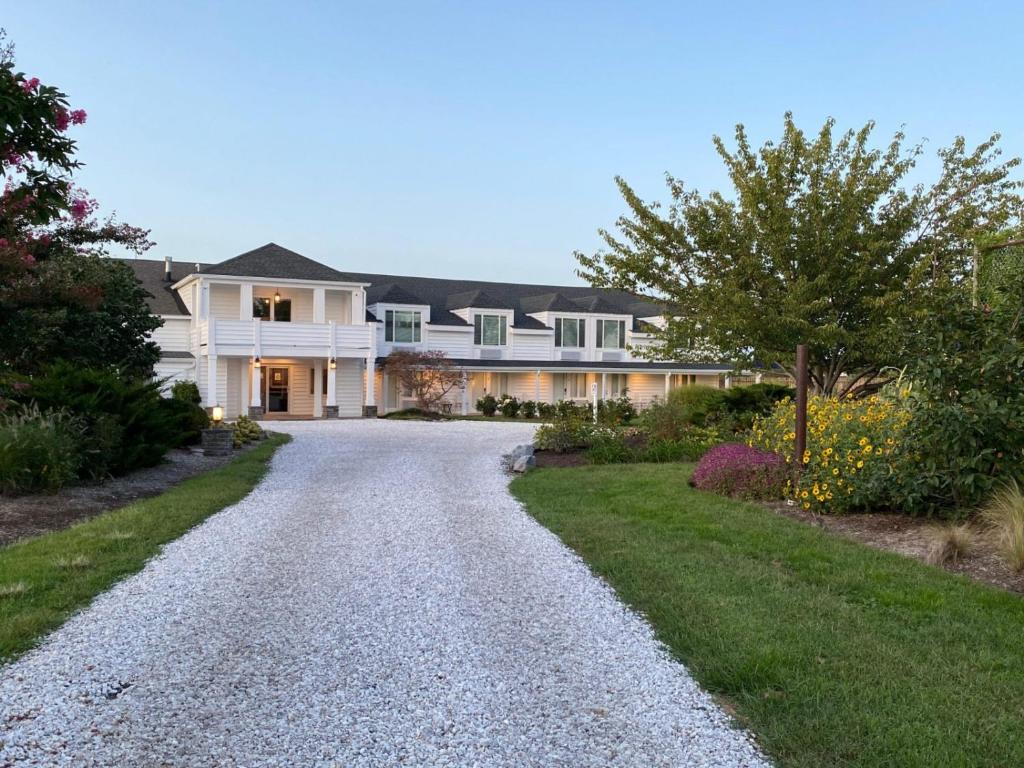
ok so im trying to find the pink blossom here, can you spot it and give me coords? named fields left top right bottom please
left=70, top=109, right=87, bottom=125
left=21, top=77, right=39, bottom=93
left=54, top=107, right=70, bottom=131
left=70, top=197, right=90, bottom=220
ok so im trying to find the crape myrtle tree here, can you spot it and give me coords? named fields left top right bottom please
left=383, top=350, right=464, bottom=412
left=576, top=113, right=1023, bottom=397
left=0, top=31, right=158, bottom=377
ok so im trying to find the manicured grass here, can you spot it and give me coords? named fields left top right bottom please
left=0, top=434, right=290, bottom=663
left=511, top=464, right=1024, bottom=768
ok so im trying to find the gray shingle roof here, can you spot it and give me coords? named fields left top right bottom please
left=518, top=292, right=584, bottom=313
left=200, top=243, right=356, bottom=282
left=446, top=289, right=512, bottom=311
left=366, top=283, right=428, bottom=306
left=116, top=257, right=214, bottom=315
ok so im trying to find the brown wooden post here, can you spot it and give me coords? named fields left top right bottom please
left=794, top=344, right=808, bottom=468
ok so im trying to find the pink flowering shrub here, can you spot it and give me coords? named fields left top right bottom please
left=691, top=442, right=788, bottom=501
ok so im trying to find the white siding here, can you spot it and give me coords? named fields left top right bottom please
left=154, top=359, right=193, bottom=392
left=226, top=358, right=243, bottom=418
left=336, top=359, right=363, bottom=417
left=209, top=284, right=240, bottom=319
left=427, top=327, right=473, bottom=358
left=627, top=373, right=667, bottom=409
left=150, top=316, right=190, bottom=353
left=510, top=331, right=553, bottom=361
left=325, top=290, right=352, bottom=324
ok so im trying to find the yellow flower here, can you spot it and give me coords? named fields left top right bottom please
left=832, top=468, right=839, bottom=475
left=863, top=445, right=873, bottom=454
left=801, top=490, right=809, bottom=499
left=857, top=460, right=864, bottom=468
left=858, top=437, right=868, bottom=447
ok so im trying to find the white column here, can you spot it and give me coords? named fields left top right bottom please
left=206, top=355, right=218, bottom=408
left=362, top=354, right=374, bottom=409
left=755, top=372, right=764, bottom=384
left=724, top=374, right=732, bottom=389
left=327, top=321, right=338, bottom=409
left=461, top=372, right=469, bottom=415
left=313, top=287, right=326, bottom=324
left=239, top=283, right=253, bottom=321
left=250, top=361, right=262, bottom=408
left=535, top=370, right=541, bottom=401
left=382, top=372, right=389, bottom=413
left=240, top=361, right=249, bottom=417
left=313, top=359, right=323, bottom=418
left=601, top=372, right=608, bottom=400
left=664, top=372, right=671, bottom=398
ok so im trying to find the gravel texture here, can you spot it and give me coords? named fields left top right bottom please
left=0, top=420, right=769, bottom=767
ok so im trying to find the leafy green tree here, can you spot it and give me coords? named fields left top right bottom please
left=577, top=114, right=1022, bottom=397
left=0, top=30, right=158, bottom=377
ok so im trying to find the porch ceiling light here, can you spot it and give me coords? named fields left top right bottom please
left=274, top=290, right=281, bottom=304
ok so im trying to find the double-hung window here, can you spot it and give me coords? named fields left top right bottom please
left=595, top=319, right=626, bottom=349
left=554, top=317, right=585, bottom=348
left=474, top=314, right=507, bottom=346
left=385, top=309, right=422, bottom=343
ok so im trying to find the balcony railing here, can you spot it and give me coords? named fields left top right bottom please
left=199, top=319, right=372, bottom=359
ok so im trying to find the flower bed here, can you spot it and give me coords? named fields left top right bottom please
left=691, top=443, right=789, bottom=500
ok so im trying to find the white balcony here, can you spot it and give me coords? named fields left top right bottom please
left=200, top=319, right=372, bottom=359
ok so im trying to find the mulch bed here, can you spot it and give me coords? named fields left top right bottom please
left=766, top=502, right=1024, bottom=594
left=0, top=442, right=264, bottom=547
left=533, top=449, right=589, bottom=469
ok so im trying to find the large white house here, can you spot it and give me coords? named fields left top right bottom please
left=125, top=243, right=731, bottom=418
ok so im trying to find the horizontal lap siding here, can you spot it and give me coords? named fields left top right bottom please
left=154, top=360, right=193, bottom=392
left=325, top=290, right=352, bottom=323
left=210, top=284, right=239, bottom=319
left=151, top=317, right=190, bottom=353
left=336, top=359, right=363, bottom=417
left=427, top=328, right=473, bottom=358
left=628, top=373, right=666, bottom=409
left=511, top=333, right=553, bottom=361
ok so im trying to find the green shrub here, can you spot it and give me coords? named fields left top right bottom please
left=158, top=397, right=209, bottom=446
left=0, top=404, right=83, bottom=494
left=521, top=400, right=538, bottom=419
left=169, top=380, right=202, bottom=405
left=18, top=363, right=180, bottom=478
left=597, top=394, right=636, bottom=425
left=535, top=409, right=598, bottom=453
left=586, top=429, right=636, bottom=464
left=668, top=385, right=728, bottom=426
left=476, top=393, right=498, bottom=417
left=536, top=401, right=556, bottom=419
left=497, top=395, right=521, bottom=418
left=231, top=415, right=263, bottom=448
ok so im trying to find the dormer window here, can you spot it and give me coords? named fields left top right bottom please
left=554, top=318, right=585, bottom=348
left=596, top=319, right=626, bottom=349
left=474, top=314, right=507, bottom=346
left=385, top=309, right=422, bottom=343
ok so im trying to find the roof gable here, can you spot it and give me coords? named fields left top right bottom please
left=445, top=289, right=512, bottom=311
left=201, top=243, right=352, bottom=282
left=367, top=283, right=428, bottom=306
left=572, top=295, right=625, bottom=314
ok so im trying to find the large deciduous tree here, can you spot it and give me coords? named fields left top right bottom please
left=576, top=114, right=1023, bottom=397
left=0, top=31, right=158, bottom=377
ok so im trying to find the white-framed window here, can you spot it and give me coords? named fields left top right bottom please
left=563, top=373, right=588, bottom=399
left=384, top=309, right=422, bottom=343
left=554, top=317, right=585, bottom=348
left=595, top=319, right=626, bottom=349
left=474, top=314, right=508, bottom=346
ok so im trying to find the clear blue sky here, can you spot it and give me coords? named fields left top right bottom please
left=6, top=1, right=1023, bottom=284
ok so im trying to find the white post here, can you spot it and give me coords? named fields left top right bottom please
left=591, top=381, right=598, bottom=423
left=250, top=360, right=261, bottom=408
left=461, top=371, right=469, bottom=415
left=755, top=372, right=763, bottom=384
left=239, top=283, right=253, bottom=321
left=724, top=374, right=732, bottom=389
left=362, top=354, right=374, bottom=411
left=382, top=372, right=389, bottom=413
left=664, top=372, right=671, bottom=398
left=206, top=355, right=218, bottom=408
left=313, top=287, right=326, bottom=324
left=535, top=370, right=541, bottom=402
left=240, top=360, right=249, bottom=418
left=313, top=359, right=323, bottom=418
left=601, top=372, right=608, bottom=400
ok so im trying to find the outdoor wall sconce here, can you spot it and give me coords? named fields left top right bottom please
left=329, top=357, right=337, bottom=370
left=211, top=405, right=224, bottom=424
left=273, top=290, right=281, bottom=303
left=253, top=356, right=261, bottom=369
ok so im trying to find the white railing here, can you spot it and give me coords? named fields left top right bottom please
left=199, top=319, right=372, bottom=358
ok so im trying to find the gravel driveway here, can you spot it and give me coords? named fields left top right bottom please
left=0, top=420, right=768, bottom=767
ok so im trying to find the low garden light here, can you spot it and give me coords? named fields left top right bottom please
left=211, top=405, right=224, bottom=425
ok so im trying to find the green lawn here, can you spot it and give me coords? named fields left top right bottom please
left=511, top=464, right=1024, bottom=768
left=0, top=434, right=289, bottom=663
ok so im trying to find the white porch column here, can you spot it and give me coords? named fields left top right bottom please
left=326, top=321, right=338, bottom=413
left=601, top=372, right=608, bottom=400
left=664, top=372, right=671, bottom=398
left=313, top=359, right=323, bottom=418
left=535, top=370, right=541, bottom=401
left=313, top=287, right=326, bottom=324
left=250, top=361, right=262, bottom=408
left=239, top=283, right=253, bottom=321
left=461, top=372, right=469, bottom=415
left=206, top=355, right=218, bottom=408
left=754, top=372, right=764, bottom=384
left=240, top=361, right=249, bottom=418
left=362, top=354, right=374, bottom=417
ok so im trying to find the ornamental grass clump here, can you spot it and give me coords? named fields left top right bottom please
left=691, top=443, right=788, bottom=500
left=980, top=480, right=1024, bottom=571
left=750, top=392, right=912, bottom=513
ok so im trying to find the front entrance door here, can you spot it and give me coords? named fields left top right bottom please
left=265, top=367, right=289, bottom=413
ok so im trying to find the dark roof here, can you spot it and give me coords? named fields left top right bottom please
left=376, top=357, right=730, bottom=372
left=200, top=243, right=357, bottom=283
left=446, top=289, right=513, bottom=311
left=572, top=295, right=624, bottom=314
left=519, top=292, right=583, bottom=313
left=116, top=257, right=214, bottom=315
left=367, top=283, right=427, bottom=306
left=159, top=350, right=194, bottom=359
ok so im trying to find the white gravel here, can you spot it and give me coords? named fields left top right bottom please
left=0, top=420, right=769, bottom=767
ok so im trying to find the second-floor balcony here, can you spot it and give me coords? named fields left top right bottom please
left=196, top=318, right=373, bottom=359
